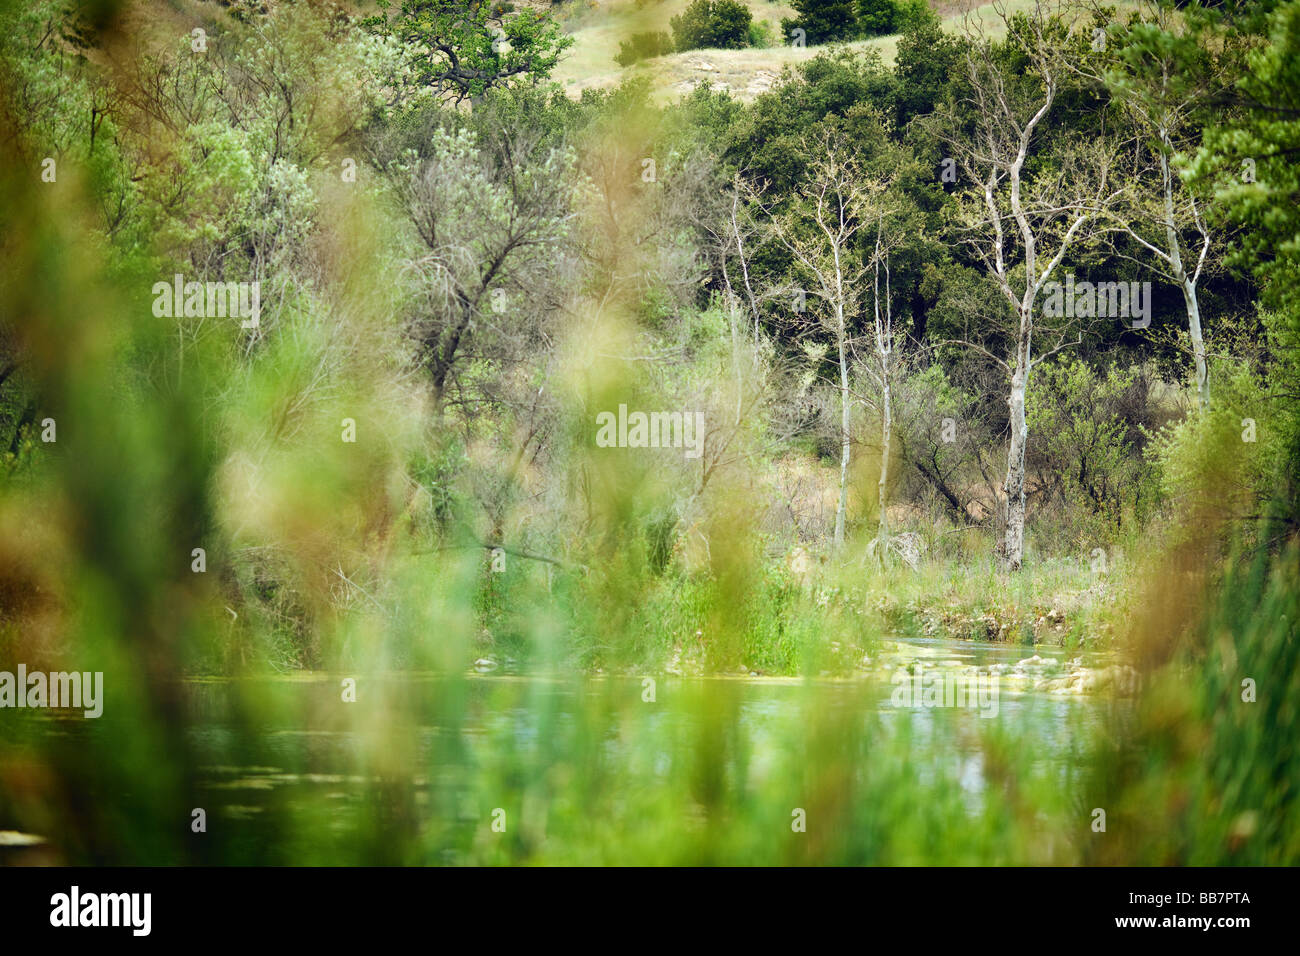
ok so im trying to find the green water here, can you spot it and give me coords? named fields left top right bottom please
left=4, top=636, right=1126, bottom=864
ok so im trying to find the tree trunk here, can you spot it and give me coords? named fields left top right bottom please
left=1161, top=147, right=1210, bottom=411
left=1182, top=276, right=1209, bottom=410
left=834, top=324, right=850, bottom=553
left=428, top=299, right=474, bottom=418
left=877, top=370, right=892, bottom=549
left=1002, top=359, right=1029, bottom=571
left=910, top=289, right=928, bottom=346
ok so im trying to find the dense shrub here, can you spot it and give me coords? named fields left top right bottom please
left=892, top=0, right=936, bottom=32
left=671, top=0, right=753, bottom=52
left=854, top=0, right=897, bottom=36
left=891, top=11, right=961, bottom=126
left=616, top=30, right=675, bottom=65
left=782, top=0, right=859, bottom=44
left=747, top=17, right=776, bottom=48
left=1145, top=362, right=1280, bottom=537
left=1025, top=357, right=1158, bottom=544
left=785, top=0, right=933, bottom=45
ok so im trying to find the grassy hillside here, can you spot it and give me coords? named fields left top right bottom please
left=113, top=0, right=1071, bottom=104
left=550, top=0, right=1060, bottom=101
left=552, top=0, right=888, bottom=101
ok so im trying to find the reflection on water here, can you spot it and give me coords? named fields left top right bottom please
left=174, top=636, right=1121, bottom=853
left=4, top=634, right=1131, bottom=864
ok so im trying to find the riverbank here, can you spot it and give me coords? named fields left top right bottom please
left=473, top=552, right=1132, bottom=678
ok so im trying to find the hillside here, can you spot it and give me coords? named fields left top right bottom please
left=550, top=0, right=1049, bottom=101
left=103, top=0, right=1058, bottom=104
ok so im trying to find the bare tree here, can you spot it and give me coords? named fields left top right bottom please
left=722, top=173, right=770, bottom=341
left=928, top=0, right=1117, bottom=570
left=1080, top=0, right=1237, bottom=410
left=869, top=235, right=897, bottom=553
left=850, top=216, right=906, bottom=559
left=747, top=132, right=886, bottom=554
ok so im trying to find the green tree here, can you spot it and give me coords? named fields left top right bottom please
left=782, top=0, right=860, bottom=46
left=855, top=0, right=897, bottom=37
left=1186, top=0, right=1300, bottom=521
left=892, top=12, right=962, bottom=126
left=670, top=0, right=753, bottom=52
left=1188, top=0, right=1300, bottom=324
left=363, top=0, right=571, bottom=104
left=401, top=125, right=576, bottom=414
left=616, top=31, right=674, bottom=65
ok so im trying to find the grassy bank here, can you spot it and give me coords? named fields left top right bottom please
left=465, top=541, right=1131, bottom=678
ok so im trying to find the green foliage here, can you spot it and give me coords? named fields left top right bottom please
left=1189, top=0, right=1300, bottom=323
left=782, top=0, right=860, bottom=45
left=670, top=0, right=754, bottom=52
left=1, top=0, right=1299, bottom=869
left=0, top=420, right=40, bottom=479
left=363, top=0, right=572, bottom=103
left=615, top=30, right=674, bottom=65
left=1026, top=357, right=1155, bottom=542
left=747, top=17, right=777, bottom=48
left=1145, top=362, right=1279, bottom=534
left=782, top=0, right=923, bottom=45
left=720, top=48, right=895, bottom=190
left=892, top=0, right=936, bottom=33
left=1084, top=537, right=1300, bottom=865
left=891, top=11, right=961, bottom=126
left=854, top=0, right=897, bottom=37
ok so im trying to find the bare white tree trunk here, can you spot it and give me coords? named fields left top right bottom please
left=1080, top=3, right=1222, bottom=413
left=1159, top=149, right=1211, bottom=410
left=872, top=244, right=894, bottom=552
left=932, top=4, right=1112, bottom=570
left=728, top=184, right=764, bottom=341
left=742, top=134, right=875, bottom=557
left=878, top=372, right=892, bottom=546
left=835, top=313, right=849, bottom=553
left=1183, top=275, right=1209, bottom=410
left=1003, top=335, right=1031, bottom=570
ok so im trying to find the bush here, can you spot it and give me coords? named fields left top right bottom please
left=1025, top=357, right=1155, bottom=545
left=671, top=0, right=753, bottom=52
left=1145, top=362, right=1279, bottom=537
left=854, top=0, right=896, bottom=36
left=747, top=17, right=775, bottom=48
left=892, top=0, right=936, bottom=33
left=616, top=30, right=674, bottom=66
left=855, top=0, right=932, bottom=36
left=892, top=10, right=960, bottom=125
left=782, top=0, right=859, bottom=45
left=785, top=0, right=930, bottom=44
